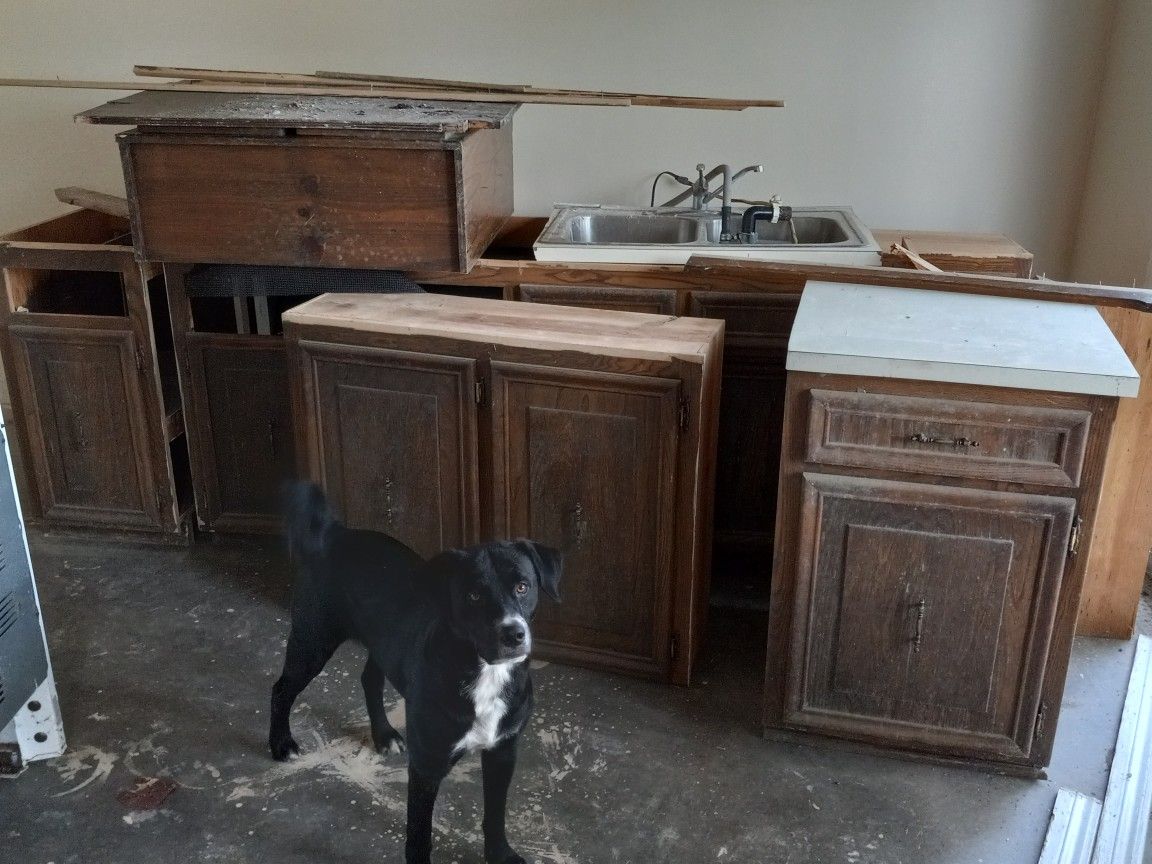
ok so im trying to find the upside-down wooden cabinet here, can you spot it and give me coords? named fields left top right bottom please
left=765, top=282, right=1139, bottom=773
left=283, top=293, right=724, bottom=685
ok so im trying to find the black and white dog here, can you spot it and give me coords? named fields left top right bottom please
left=269, top=483, right=562, bottom=864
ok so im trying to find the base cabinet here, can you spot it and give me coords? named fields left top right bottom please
left=285, top=293, right=723, bottom=684
left=0, top=210, right=190, bottom=539
left=766, top=373, right=1119, bottom=771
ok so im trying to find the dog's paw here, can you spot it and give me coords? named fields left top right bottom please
left=372, top=729, right=406, bottom=757
left=269, top=734, right=300, bottom=761
left=485, top=843, right=528, bottom=864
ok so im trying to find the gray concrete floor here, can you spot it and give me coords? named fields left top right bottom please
left=0, top=531, right=1140, bottom=864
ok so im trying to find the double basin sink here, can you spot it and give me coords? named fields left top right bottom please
left=533, top=205, right=882, bottom=266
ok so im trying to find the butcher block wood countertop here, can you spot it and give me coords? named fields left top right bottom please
left=282, top=292, right=723, bottom=364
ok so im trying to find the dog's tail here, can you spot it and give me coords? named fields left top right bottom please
left=282, top=481, right=338, bottom=564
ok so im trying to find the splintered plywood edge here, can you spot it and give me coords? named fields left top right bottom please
left=76, top=91, right=519, bottom=133
left=281, top=293, right=721, bottom=364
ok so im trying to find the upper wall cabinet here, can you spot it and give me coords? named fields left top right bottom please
left=80, top=92, right=517, bottom=273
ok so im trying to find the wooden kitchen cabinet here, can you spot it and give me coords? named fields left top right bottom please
left=284, top=293, right=723, bottom=684
left=82, top=92, right=517, bottom=273
left=0, top=209, right=191, bottom=538
left=765, top=282, right=1138, bottom=772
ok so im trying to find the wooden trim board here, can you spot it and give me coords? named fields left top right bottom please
left=1038, top=790, right=1102, bottom=864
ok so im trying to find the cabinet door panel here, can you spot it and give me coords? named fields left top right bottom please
left=787, top=473, right=1074, bottom=762
left=687, top=292, right=798, bottom=587
left=9, top=325, right=159, bottom=527
left=308, top=344, right=478, bottom=557
left=187, top=338, right=295, bottom=531
left=490, top=362, right=679, bottom=675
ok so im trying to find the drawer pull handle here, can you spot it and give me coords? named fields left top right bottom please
left=908, top=432, right=980, bottom=448
left=912, top=599, right=928, bottom=652
left=383, top=475, right=395, bottom=528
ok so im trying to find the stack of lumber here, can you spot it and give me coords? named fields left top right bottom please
left=0, top=64, right=784, bottom=111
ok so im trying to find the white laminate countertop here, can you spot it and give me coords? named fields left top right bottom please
left=787, top=281, right=1140, bottom=397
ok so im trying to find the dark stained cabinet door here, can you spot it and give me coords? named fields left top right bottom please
left=307, top=344, right=479, bottom=558
left=687, top=292, right=798, bottom=592
left=489, top=361, right=680, bottom=677
left=187, top=338, right=295, bottom=531
left=786, top=472, right=1075, bottom=762
left=9, top=325, right=160, bottom=528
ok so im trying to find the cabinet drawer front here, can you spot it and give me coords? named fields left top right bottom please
left=688, top=292, right=798, bottom=346
left=520, top=284, right=679, bottom=315
left=786, top=473, right=1074, bottom=762
left=489, top=362, right=679, bottom=677
left=806, top=390, right=1091, bottom=487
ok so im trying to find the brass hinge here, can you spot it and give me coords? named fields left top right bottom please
left=1068, top=515, right=1083, bottom=557
left=678, top=396, right=689, bottom=432
left=135, top=348, right=146, bottom=373
left=474, top=379, right=485, bottom=406
left=1034, top=702, right=1047, bottom=740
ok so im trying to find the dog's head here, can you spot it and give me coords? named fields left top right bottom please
left=425, top=539, right=562, bottom=664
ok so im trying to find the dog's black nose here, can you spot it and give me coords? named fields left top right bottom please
left=500, top=622, right=527, bottom=647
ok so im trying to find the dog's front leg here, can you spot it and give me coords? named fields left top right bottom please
left=482, top=736, right=526, bottom=864
left=406, top=766, right=444, bottom=864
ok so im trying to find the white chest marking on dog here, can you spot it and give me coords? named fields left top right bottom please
left=454, top=659, right=521, bottom=755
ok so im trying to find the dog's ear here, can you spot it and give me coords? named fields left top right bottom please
left=515, top=540, right=562, bottom=602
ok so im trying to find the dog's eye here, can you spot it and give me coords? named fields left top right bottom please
left=515, top=582, right=529, bottom=595
left=468, top=591, right=481, bottom=602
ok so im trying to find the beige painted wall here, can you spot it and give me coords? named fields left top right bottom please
left=0, top=0, right=1117, bottom=277
left=1072, top=0, right=1152, bottom=286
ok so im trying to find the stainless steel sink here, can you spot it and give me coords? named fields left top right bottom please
left=534, top=205, right=881, bottom=266
left=567, top=212, right=704, bottom=244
